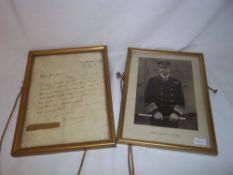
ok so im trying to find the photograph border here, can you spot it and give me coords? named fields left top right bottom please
left=117, top=47, right=218, bottom=155
left=12, top=46, right=115, bottom=156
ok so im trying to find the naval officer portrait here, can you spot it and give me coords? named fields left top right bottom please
left=144, top=61, right=185, bottom=128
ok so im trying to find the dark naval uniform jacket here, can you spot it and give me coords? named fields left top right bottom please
left=145, top=75, right=185, bottom=128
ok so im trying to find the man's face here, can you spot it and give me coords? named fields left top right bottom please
left=159, top=65, right=170, bottom=76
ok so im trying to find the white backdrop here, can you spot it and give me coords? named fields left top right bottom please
left=0, top=0, right=233, bottom=174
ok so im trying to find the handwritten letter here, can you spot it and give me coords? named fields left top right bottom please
left=21, top=52, right=109, bottom=147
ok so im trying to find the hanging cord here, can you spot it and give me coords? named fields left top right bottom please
left=116, top=72, right=125, bottom=93
left=117, top=72, right=135, bottom=175
left=0, top=87, right=22, bottom=152
left=77, top=149, right=87, bottom=175
left=128, top=145, right=135, bottom=175
left=208, top=86, right=218, bottom=94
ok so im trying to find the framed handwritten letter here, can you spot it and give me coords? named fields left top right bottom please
left=12, top=46, right=115, bottom=156
left=117, top=48, right=217, bottom=155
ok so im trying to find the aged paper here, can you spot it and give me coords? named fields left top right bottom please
left=123, top=50, right=210, bottom=148
left=21, top=52, right=109, bottom=148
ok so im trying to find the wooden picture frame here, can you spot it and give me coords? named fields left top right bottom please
left=117, top=48, right=217, bottom=155
left=12, top=46, right=115, bottom=156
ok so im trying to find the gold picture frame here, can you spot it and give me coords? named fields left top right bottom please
left=12, top=46, right=115, bottom=156
left=117, top=48, right=217, bottom=155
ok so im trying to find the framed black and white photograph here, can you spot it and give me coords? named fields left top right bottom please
left=117, top=48, right=217, bottom=155
left=135, top=57, right=197, bottom=130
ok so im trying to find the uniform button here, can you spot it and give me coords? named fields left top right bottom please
left=160, top=104, right=164, bottom=107
left=170, top=99, right=174, bottom=102
left=170, top=88, right=174, bottom=91
left=160, top=92, right=163, bottom=95
left=170, top=94, right=174, bottom=96
left=160, top=98, right=164, bottom=101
